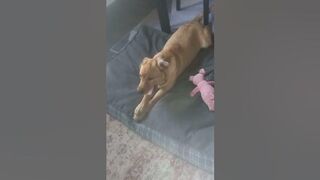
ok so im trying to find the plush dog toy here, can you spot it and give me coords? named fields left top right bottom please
left=189, top=68, right=215, bottom=111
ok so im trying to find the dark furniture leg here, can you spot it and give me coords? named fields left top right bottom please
left=203, top=0, right=209, bottom=25
left=176, top=0, right=181, bottom=11
left=156, top=0, right=171, bottom=33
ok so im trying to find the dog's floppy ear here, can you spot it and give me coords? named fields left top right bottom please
left=157, top=58, right=169, bottom=69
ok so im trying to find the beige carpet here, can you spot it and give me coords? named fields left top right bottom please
left=106, top=114, right=213, bottom=180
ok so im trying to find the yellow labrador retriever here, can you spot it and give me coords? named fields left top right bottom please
left=133, top=16, right=212, bottom=121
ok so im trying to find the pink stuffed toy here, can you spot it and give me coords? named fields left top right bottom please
left=189, top=68, right=215, bottom=111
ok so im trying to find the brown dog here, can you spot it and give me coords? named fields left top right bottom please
left=133, top=16, right=212, bottom=121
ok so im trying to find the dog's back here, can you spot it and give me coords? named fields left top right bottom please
left=162, top=19, right=212, bottom=76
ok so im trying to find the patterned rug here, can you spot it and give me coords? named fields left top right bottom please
left=106, top=114, right=213, bottom=180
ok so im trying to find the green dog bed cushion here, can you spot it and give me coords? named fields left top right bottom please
left=106, top=25, right=214, bottom=173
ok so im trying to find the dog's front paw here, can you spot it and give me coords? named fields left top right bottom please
left=133, top=103, right=147, bottom=121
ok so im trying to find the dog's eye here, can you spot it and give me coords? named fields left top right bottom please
left=148, top=77, right=153, bottom=81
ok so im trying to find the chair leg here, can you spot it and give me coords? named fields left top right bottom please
left=156, top=0, right=171, bottom=33
left=176, top=0, right=181, bottom=11
left=203, top=0, right=209, bottom=25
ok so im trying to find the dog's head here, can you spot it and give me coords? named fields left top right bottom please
left=137, top=57, right=169, bottom=95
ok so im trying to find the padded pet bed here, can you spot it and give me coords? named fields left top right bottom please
left=106, top=25, right=214, bottom=173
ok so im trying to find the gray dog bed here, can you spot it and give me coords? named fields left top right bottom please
left=106, top=25, right=214, bottom=173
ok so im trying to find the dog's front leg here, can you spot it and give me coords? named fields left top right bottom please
left=133, top=82, right=174, bottom=121
left=133, top=94, right=152, bottom=121
left=149, top=80, right=176, bottom=106
left=133, top=89, right=168, bottom=121
left=148, top=88, right=169, bottom=107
